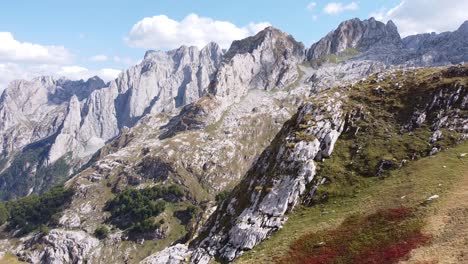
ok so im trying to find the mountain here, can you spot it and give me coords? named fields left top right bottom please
left=0, top=18, right=467, bottom=264
left=306, top=17, right=402, bottom=61
left=0, top=43, right=223, bottom=199
left=401, top=21, right=468, bottom=65
left=306, top=17, right=468, bottom=67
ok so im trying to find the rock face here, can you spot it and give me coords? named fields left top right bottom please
left=47, top=43, right=224, bottom=164
left=190, top=92, right=346, bottom=262
left=401, top=21, right=468, bottom=66
left=0, top=76, right=106, bottom=158
left=306, top=18, right=402, bottom=60
left=212, top=27, right=305, bottom=106
left=18, top=230, right=100, bottom=264
left=0, top=42, right=224, bottom=198
left=306, top=17, right=468, bottom=67
left=140, top=244, right=190, bottom=264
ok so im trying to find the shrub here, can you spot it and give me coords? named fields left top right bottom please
left=39, top=224, right=50, bottom=235
left=215, top=190, right=229, bottom=204
left=94, top=225, right=110, bottom=239
left=0, top=203, right=9, bottom=225
left=5, top=185, right=74, bottom=235
left=186, top=205, right=199, bottom=219
left=105, top=185, right=183, bottom=233
left=130, top=218, right=161, bottom=234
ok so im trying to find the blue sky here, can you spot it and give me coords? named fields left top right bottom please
left=1, top=0, right=467, bottom=89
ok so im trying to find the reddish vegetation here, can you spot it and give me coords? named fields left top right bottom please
left=277, top=207, right=429, bottom=264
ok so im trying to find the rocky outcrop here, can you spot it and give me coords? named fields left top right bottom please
left=405, top=66, right=468, bottom=153
left=140, top=244, right=190, bottom=264
left=190, top=92, right=346, bottom=262
left=18, top=230, right=100, bottom=264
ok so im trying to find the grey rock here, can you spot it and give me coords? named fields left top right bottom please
left=307, top=18, right=402, bottom=60
left=140, top=244, right=190, bottom=264
left=191, top=93, right=346, bottom=262
left=19, top=230, right=100, bottom=264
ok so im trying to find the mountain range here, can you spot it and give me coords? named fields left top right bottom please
left=0, top=17, right=467, bottom=264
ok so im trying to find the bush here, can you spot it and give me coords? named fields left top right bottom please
left=39, top=224, right=50, bottom=235
left=5, top=185, right=74, bottom=235
left=0, top=203, right=9, bottom=225
left=129, top=218, right=161, bottom=234
left=186, top=205, right=199, bottom=219
left=215, top=190, right=229, bottom=204
left=105, top=185, right=183, bottom=233
left=94, top=225, right=110, bottom=239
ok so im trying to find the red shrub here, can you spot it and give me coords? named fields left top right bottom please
left=276, top=207, right=429, bottom=264
left=355, top=233, right=430, bottom=264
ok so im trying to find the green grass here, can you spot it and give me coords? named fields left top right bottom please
left=309, top=48, right=359, bottom=67
left=236, top=141, right=468, bottom=263
left=0, top=253, right=26, bottom=264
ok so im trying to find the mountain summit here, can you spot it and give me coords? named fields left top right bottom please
left=307, top=17, right=402, bottom=60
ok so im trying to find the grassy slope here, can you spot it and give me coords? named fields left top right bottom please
left=0, top=253, right=27, bottom=264
left=236, top=140, right=468, bottom=263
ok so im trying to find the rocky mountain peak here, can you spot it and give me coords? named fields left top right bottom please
left=223, top=26, right=304, bottom=61
left=457, top=20, right=468, bottom=33
left=307, top=17, right=402, bottom=60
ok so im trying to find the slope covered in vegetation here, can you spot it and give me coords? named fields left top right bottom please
left=235, top=65, right=468, bottom=263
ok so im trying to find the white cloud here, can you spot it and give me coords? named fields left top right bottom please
left=113, top=56, right=136, bottom=65
left=371, top=0, right=468, bottom=37
left=307, top=2, right=317, bottom=10
left=323, top=2, right=359, bottom=15
left=126, top=13, right=271, bottom=49
left=89, top=54, right=108, bottom=62
left=0, top=32, right=72, bottom=64
left=0, top=63, right=121, bottom=91
left=0, top=33, right=123, bottom=92
left=57, top=66, right=121, bottom=82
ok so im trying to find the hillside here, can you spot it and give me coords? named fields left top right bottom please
left=187, top=64, right=467, bottom=263
left=237, top=138, right=468, bottom=263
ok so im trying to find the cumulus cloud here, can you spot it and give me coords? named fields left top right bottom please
left=323, top=2, right=359, bottom=15
left=89, top=54, right=108, bottom=62
left=57, top=66, right=121, bottom=81
left=0, top=32, right=72, bottom=64
left=126, top=13, right=271, bottom=49
left=0, top=63, right=121, bottom=91
left=372, top=0, right=468, bottom=37
left=0, top=33, right=124, bottom=92
left=307, top=2, right=317, bottom=11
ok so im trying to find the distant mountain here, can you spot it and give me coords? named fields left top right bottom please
left=306, top=17, right=402, bottom=60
